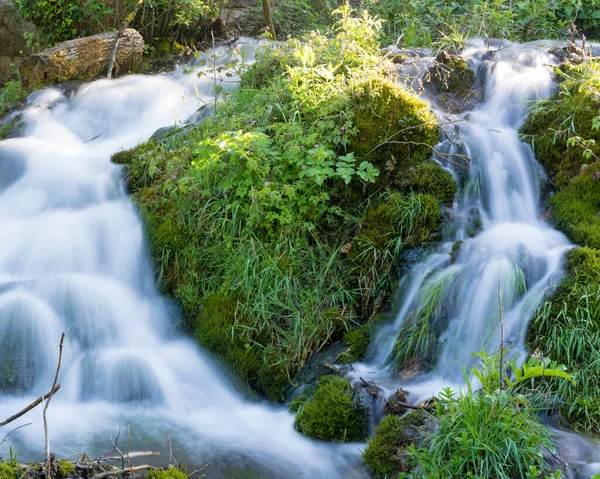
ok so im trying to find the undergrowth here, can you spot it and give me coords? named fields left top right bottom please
left=116, top=7, right=450, bottom=400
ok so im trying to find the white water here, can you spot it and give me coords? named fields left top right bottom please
left=0, top=40, right=367, bottom=478
left=356, top=40, right=573, bottom=398
left=353, top=39, right=600, bottom=476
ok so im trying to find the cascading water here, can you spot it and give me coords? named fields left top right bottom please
left=0, top=40, right=368, bottom=478
left=354, top=39, right=600, bottom=476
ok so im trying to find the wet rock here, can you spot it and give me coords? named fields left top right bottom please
left=384, top=388, right=409, bottom=416
left=550, top=43, right=585, bottom=66
left=424, top=50, right=480, bottom=113
left=398, top=358, right=421, bottom=380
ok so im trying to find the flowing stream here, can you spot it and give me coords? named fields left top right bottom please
left=0, top=40, right=367, bottom=478
left=353, top=39, right=600, bottom=477
left=1, top=36, right=599, bottom=478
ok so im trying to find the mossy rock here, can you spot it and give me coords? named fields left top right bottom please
left=343, top=327, right=372, bottom=361
left=194, top=293, right=261, bottom=389
left=346, top=192, right=442, bottom=315
left=294, top=375, right=367, bottom=442
left=426, top=51, right=477, bottom=113
left=147, top=467, right=188, bottom=479
left=550, top=164, right=600, bottom=249
left=363, top=409, right=430, bottom=478
left=0, top=462, right=19, bottom=479
left=57, top=460, right=75, bottom=479
left=399, top=160, right=457, bottom=203
left=521, top=61, right=600, bottom=186
left=350, top=77, right=439, bottom=186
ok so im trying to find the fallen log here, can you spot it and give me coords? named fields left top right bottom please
left=19, top=29, right=144, bottom=90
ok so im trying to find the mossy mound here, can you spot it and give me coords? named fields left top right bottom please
left=399, top=160, right=457, bottom=203
left=56, top=460, right=75, bottom=479
left=0, top=462, right=19, bottom=479
left=194, top=293, right=262, bottom=388
left=363, top=409, right=429, bottom=478
left=521, top=61, right=600, bottom=187
left=426, top=51, right=477, bottom=113
left=294, top=375, right=367, bottom=442
left=550, top=164, right=600, bottom=249
left=528, top=247, right=600, bottom=431
left=147, top=467, right=189, bottom=479
left=346, top=192, right=442, bottom=315
left=350, top=78, right=439, bottom=185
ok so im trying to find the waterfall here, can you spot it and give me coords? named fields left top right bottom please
left=356, top=40, right=573, bottom=397
left=0, top=39, right=367, bottom=478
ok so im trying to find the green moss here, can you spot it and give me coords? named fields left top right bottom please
left=57, top=460, right=75, bottom=479
left=399, top=160, right=457, bottom=203
left=343, top=326, right=371, bottom=360
left=521, top=61, right=600, bottom=186
left=350, top=78, right=439, bottom=185
left=295, top=375, right=367, bottom=442
left=347, top=192, right=442, bottom=315
left=147, top=467, right=189, bottom=479
left=194, top=293, right=261, bottom=388
left=527, top=247, right=600, bottom=431
left=363, top=410, right=429, bottom=478
left=0, top=462, right=18, bottom=479
left=428, top=52, right=476, bottom=112
left=550, top=165, right=600, bottom=249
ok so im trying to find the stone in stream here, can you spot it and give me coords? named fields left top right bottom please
left=19, top=28, right=144, bottom=90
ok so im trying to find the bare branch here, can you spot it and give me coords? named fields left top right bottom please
left=45, top=332, right=66, bottom=479
left=92, top=465, right=159, bottom=479
left=0, top=423, right=31, bottom=447
left=0, top=384, right=61, bottom=427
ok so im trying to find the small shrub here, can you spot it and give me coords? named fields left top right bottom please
left=295, top=375, right=366, bottom=442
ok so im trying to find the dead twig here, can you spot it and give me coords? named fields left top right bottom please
left=0, top=385, right=61, bottom=427
left=0, top=423, right=31, bottom=447
left=44, top=332, right=65, bottom=479
left=92, top=465, right=159, bottom=479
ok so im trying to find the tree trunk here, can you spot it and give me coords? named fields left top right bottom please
left=261, top=0, right=275, bottom=39
left=20, top=29, right=144, bottom=90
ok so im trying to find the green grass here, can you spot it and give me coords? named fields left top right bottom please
left=521, top=61, right=600, bottom=187
left=117, top=9, right=446, bottom=400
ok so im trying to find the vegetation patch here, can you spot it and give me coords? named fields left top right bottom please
left=117, top=8, right=447, bottom=400
left=521, top=61, right=600, bottom=187
left=363, top=409, right=429, bottom=477
left=294, top=375, right=367, bottom=442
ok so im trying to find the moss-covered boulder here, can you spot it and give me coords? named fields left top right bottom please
left=194, top=293, right=261, bottom=387
left=363, top=409, right=431, bottom=478
left=294, top=375, right=367, bottom=442
left=399, top=160, right=457, bottom=203
left=550, top=164, right=600, bottom=249
left=426, top=50, right=478, bottom=113
left=521, top=61, right=600, bottom=187
left=350, top=78, right=439, bottom=186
